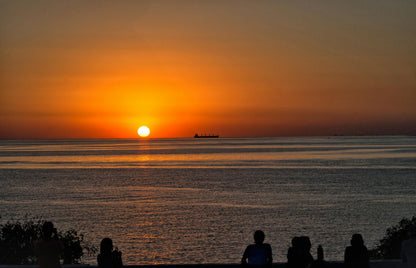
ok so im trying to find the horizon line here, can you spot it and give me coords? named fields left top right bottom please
left=0, top=134, right=415, bottom=141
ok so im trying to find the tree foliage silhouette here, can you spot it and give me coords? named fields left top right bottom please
left=0, top=217, right=97, bottom=264
left=369, top=216, right=416, bottom=259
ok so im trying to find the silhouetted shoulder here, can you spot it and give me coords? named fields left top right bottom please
left=98, top=252, right=123, bottom=268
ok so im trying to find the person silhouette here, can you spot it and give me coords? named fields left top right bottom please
left=344, top=234, right=370, bottom=268
left=241, top=230, right=272, bottom=267
left=308, top=245, right=328, bottom=268
left=287, top=236, right=313, bottom=268
left=97, top=238, right=123, bottom=268
left=34, top=221, right=64, bottom=268
left=287, top=237, right=300, bottom=268
left=401, top=227, right=416, bottom=267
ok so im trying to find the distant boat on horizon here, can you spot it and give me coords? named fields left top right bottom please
left=194, top=133, right=219, bottom=138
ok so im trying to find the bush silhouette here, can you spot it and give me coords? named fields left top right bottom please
left=369, top=216, right=416, bottom=259
left=0, top=218, right=97, bottom=264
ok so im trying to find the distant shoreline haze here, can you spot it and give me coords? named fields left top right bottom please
left=1, top=133, right=416, bottom=140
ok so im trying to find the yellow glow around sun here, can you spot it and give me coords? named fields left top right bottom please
left=138, top=126, right=150, bottom=137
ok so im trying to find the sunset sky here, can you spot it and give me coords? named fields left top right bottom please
left=1, top=0, right=415, bottom=138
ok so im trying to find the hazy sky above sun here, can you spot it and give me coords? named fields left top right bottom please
left=1, top=0, right=415, bottom=138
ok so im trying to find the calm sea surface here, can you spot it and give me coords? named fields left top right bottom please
left=1, top=136, right=415, bottom=264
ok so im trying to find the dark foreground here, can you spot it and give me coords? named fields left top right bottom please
left=0, top=260, right=406, bottom=268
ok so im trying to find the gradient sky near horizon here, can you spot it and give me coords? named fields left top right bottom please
left=1, top=0, right=415, bottom=139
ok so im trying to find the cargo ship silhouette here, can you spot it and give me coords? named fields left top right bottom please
left=194, top=133, right=219, bottom=138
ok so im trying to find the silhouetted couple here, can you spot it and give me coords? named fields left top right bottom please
left=287, top=236, right=315, bottom=268
left=287, top=234, right=369, bottom=268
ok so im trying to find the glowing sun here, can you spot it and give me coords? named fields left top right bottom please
left=138, top=126, right=150, bottom=137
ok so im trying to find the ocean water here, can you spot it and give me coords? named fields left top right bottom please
left=0, top=136, right=415, bottom=265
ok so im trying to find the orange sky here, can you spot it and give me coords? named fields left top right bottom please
left=1, top=1, right=415, bottom=138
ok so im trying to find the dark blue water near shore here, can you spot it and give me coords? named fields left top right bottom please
left=1, top=136, right=415, bottom=264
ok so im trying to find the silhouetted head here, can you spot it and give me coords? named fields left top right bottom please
left=42, top=221, right=55, bottom=239
left=292, top=237, right=300, bottom=247
left=254, top=230, right=265, bottom=245
left=351, top=234, right=364, bottom=247
left=100, top=238, right=114, bottom=254
left=299, top=236, right=312, bottom=251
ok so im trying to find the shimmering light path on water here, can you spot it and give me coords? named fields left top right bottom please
left=1, top=137, right=415, bottom=169
left=1, top=137, right=415, bottom=264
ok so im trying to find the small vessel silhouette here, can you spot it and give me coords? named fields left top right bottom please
left=194, top=133, right=219, bottom=138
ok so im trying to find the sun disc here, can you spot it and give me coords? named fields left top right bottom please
left=138, top=126, right=150, bottom=137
